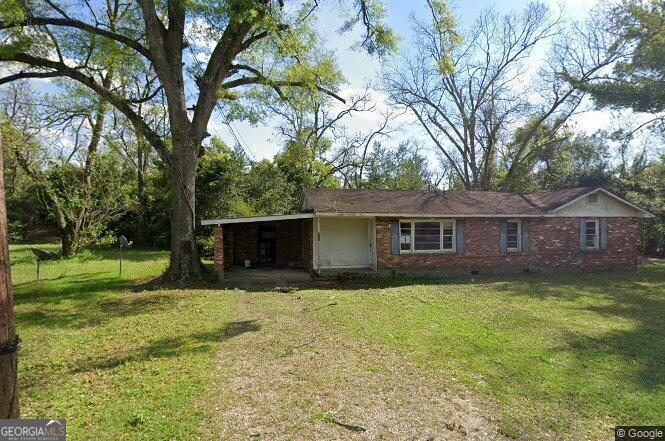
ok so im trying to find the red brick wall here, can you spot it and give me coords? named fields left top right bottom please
left=302, top=219, right=313, bottom=271
left=376, top=217, right=638, bottom=273
left=227, top=219, right=313, bottom=268
left=213, top=225, right=224, bottom=277
left=222, top=225, right=233, bottom=270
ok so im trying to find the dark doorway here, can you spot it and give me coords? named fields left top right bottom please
left=257, top=226, right=277, bottom=264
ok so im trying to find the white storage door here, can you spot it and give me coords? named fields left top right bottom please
left=318, top=217, right=370, bottom=268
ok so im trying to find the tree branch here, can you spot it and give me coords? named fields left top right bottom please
left=0, top=53, right=170, bottom=164
left=0, top=17, right=152, bottom=60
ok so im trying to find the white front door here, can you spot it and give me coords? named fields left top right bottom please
left=318, top=217, right=371, bottom=269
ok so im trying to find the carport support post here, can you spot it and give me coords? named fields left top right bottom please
left=214, top=225, right=224, bottom=279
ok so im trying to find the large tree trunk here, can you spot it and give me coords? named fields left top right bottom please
left=0, top=125, right=19, bottom=418
left=165, top=139, right=205, bottom=282
left=61, top=227, right=78, bottom=257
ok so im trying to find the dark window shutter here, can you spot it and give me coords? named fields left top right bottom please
left=600, top=218, right=608, bottom=250
left=390, top=219, right=400, bottom=255
left=522, top=219, right=530, bottom=252
left=456, top=219, right=465, bottom=253
left=499, top=219, right=507, bottom=253
left=580, top=219, right=587, bottom=250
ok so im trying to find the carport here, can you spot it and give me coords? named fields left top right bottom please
left=202, top=213, right=378, bottom=279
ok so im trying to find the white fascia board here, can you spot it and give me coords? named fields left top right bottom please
left=548, top=188, right=655, bottom=218
left=201, top=213, right=314, bottom=226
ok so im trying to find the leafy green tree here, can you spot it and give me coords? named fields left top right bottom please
left=196, top=139, right=248, bottom=221
left=108, top=74, right=166, bottom=247
left=0, top=123, right=50, bottom=243
left=0, top=80, right=130, bottom=255
left=143, top=162, right=171, bottom=249
left=361, top=141, right=434, bottom=190
left=570, top=0, right=665, bottom=255
left=274, top=140, right=340, bottom=201
left=622, top=157, right=665, bottom=255
left=501, top=125, right=613, bottom=192
left=535, top=133, right=612, bottom=190
left=245, top=159, right=299, bottom=214
left=0, top=0, right=395, bottom=281
left=579, top=0, right=665, bottom=114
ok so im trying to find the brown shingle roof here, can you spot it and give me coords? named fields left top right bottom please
left=300, top=187, right=597, bottom=215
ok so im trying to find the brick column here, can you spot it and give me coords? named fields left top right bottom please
left=224, top=226, right=233, bottom=270
left=214, top=225, right=224, bottom=279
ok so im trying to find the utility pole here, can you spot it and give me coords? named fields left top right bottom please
left=0, top=123, right=20, bottom=418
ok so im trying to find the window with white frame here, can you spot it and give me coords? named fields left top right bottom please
left=399, top=219, right=455, bottom=253
left=585, top=219, right=599, bottom=249
left=399, top=221, right=412, bottom=252
left=506, top=219, right=521, bottom=251
left=586, top=193, right=599, bottom=204
left=442, top=221, right=455, bottom=251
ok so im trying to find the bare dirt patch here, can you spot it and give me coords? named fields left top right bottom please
left=203, top=290, right=506, bottom=440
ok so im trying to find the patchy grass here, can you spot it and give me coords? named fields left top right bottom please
left=311, top=263, right=665, bottom=439
left=202, top=290, right=503, bottom=440
left=10, top=244, right=235, bottom=440
left=10, top=244, right=665, bottom=440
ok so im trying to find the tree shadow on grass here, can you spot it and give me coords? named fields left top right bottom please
left=13, top=271, right=110, bottom=289
left=13, top=275, right=178, bottom=329
left=495, top=266, right=665, bottom=393
left=73, top=320, right=260, bottom=373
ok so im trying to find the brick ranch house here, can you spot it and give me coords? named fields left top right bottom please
left=202, top=187, right=654, bottom=278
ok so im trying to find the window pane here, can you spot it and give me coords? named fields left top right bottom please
left=441, top=221, right=454, bottom=251
left=586, top=221, right=597, bottom=248
left=400, top=222, right=412, bottom=251
left=442, top=236, right=453, bottom=250
left=506, top=221, right=520, bottom=250
left=414, top=221, right=440, bottom=251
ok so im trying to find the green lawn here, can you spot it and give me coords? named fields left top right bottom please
left=10, top=244, right=234, bottom=440
left=9, top=244, right=665, bottom=439
left=314, top=267, right=665, bottom=438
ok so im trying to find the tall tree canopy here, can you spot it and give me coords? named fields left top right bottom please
left=384, top=1, right=625, bottom=191
left=578, top=0, right=665, bottom=114
left=0, top=0, right=395, bottom=281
